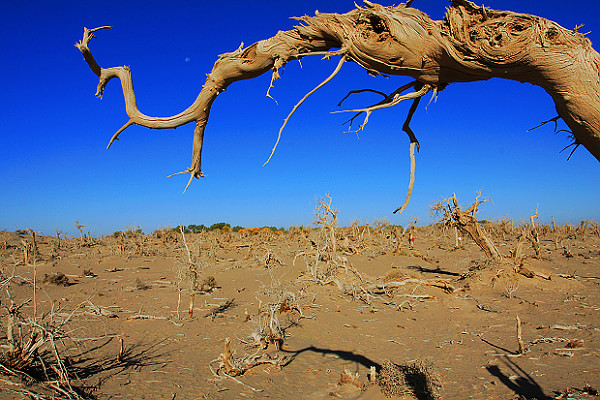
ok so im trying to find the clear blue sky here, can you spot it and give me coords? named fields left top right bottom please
left=1, top=1, right=599, bottom=236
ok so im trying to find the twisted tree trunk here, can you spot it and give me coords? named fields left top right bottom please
left=76, top=0, right=600, bottom=190
left=432, top=192, right=503, bottom=261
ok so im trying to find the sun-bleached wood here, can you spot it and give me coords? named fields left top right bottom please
left=76, top=0, right=600, bottom=193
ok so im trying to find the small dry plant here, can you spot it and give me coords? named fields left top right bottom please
left=175, top=226, right=215, bottom=319
left=513, top=207, right=544, bottom=263
left=313, top=194, right=339, bottom=262
left=503, top=280, right=520, bottom=299
left=339, top=369, right=366, bottom=390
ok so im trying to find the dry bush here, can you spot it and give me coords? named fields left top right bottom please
left=377, top=360, right=441, bottom=399
left=251, top=267, right=307, bottom=350
left=43, top=272, right=71, bottom=286
left=288, top=226, right=310, bottom=242
left=314, top=194, right=338, bottom=258
left=209, top=338, right=290, bottom=384
left=172, top=228, right=223, bottom=319
left=295, top=195, right=366, bottom=288
left=239, top=241, right=285, bottom=269
left=209, top=265, right=300, bottom=382
left=176, top=227, right=202, bottom=318
left=0, top=270, right=95, bottom=399
left=199, top=275, right=217, bottom=292
left=153, top=227, right=179, bottom=243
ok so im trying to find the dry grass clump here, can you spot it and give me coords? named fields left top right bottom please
left=134, top=277, right=151, bottom=290
left=43, top=271, right=71, bottom=286
left=383, top=270, right=410, bottom=283
left=377, top=360, right=441, bottom=399
left=199, top=275, right=217, bottom=292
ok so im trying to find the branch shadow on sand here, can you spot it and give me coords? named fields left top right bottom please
left=282, top=346, right=439, bottom=400
left=486, top=356, right=551, bottom=400
left=407, top=265, right=462, bottom=277
left=69, top=337, right=172, bottom=389
left=283, top=345, right=381, bottom=369
left=480, top=337, right=516, bottom=355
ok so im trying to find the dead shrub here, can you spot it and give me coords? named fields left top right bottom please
left=134, top=277, right=150, bottom=290
left=1, top=278, right=95, bottom=399
left=199, top=275, right=217, bottom=292
left=377, top=360, right=441, bottom=399
left=43, top=272, right=71, bottom=286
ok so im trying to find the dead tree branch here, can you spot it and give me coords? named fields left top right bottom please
left=77, top=0, right=600, bottom=194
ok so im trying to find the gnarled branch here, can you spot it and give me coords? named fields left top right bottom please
left=77, top=0, right=600, bottom=198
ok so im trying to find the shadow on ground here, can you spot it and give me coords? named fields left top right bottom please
left=486, top=356, right=551, bottom=400
left=70, top=337, right=171, bottom=390
left=284, top=345, right=440, bottom=400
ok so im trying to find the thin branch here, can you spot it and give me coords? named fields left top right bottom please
left=560, top=140, right=581, bottom=161
left=464, top=189, right=489, bottom=215
left=527, top=116, right=560, bottom=132
left=392, top=90, right=424, bottom=215
left=393, top=142, right=417, bottom=214
left=517, top=315, right=526, bottom=355
left=337, top=89, right=388, bottom=107
left=167, top=169, right=198, bottom=194
left=263, top=53, right=348, bottom=166
left=266, top=73, right=279, bottom=105
left=107, top=120, right=134, bottom=149
left=402, top=92, right=423, bottom=149
left=167, top=121, right=207, bottom=192
left=567, top=143, right=581, bottom=160
left=340, top=81, right=417, bottom=131
left=266, top=58, right=285, bottom=104
left=222, top=371, right=264, bottom=392
left=334, top=84, right=431, bottom=132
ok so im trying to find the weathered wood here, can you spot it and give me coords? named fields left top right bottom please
left=77, top=0, right=600, bottom=190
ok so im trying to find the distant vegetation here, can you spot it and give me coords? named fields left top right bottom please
left=171, top=223, right=286, bottom=234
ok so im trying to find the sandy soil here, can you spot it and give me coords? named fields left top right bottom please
left=0, top=224, right=599, bottom=400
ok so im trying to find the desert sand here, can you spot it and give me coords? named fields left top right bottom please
left=1, top=219, right=599, bottom=399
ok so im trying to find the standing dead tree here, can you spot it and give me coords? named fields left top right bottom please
left=314, top=194, right=338, bottom=258
left=74, top=219, right=86, bottom=246
left=77, top=0, right=600, bottom=208
left=179, top=226, right=199, bottom=318
left=431, top=191, right=502, bottom=261
left=513, top=207, right=543, bottom=263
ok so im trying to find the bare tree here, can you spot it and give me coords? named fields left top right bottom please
left=74, top=219, right=85, bottom=246
left=431, top=191, right=502, bottom=261
left=76, top=0, right=600, bottom=205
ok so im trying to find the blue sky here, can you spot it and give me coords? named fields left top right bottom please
left=1, top=1, right=599, bottom=236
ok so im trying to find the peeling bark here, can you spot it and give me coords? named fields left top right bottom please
left=76, top=0, right=600, bottom=190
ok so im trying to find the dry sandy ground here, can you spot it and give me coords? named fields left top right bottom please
left=1, top=227, right=599, bottom=399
